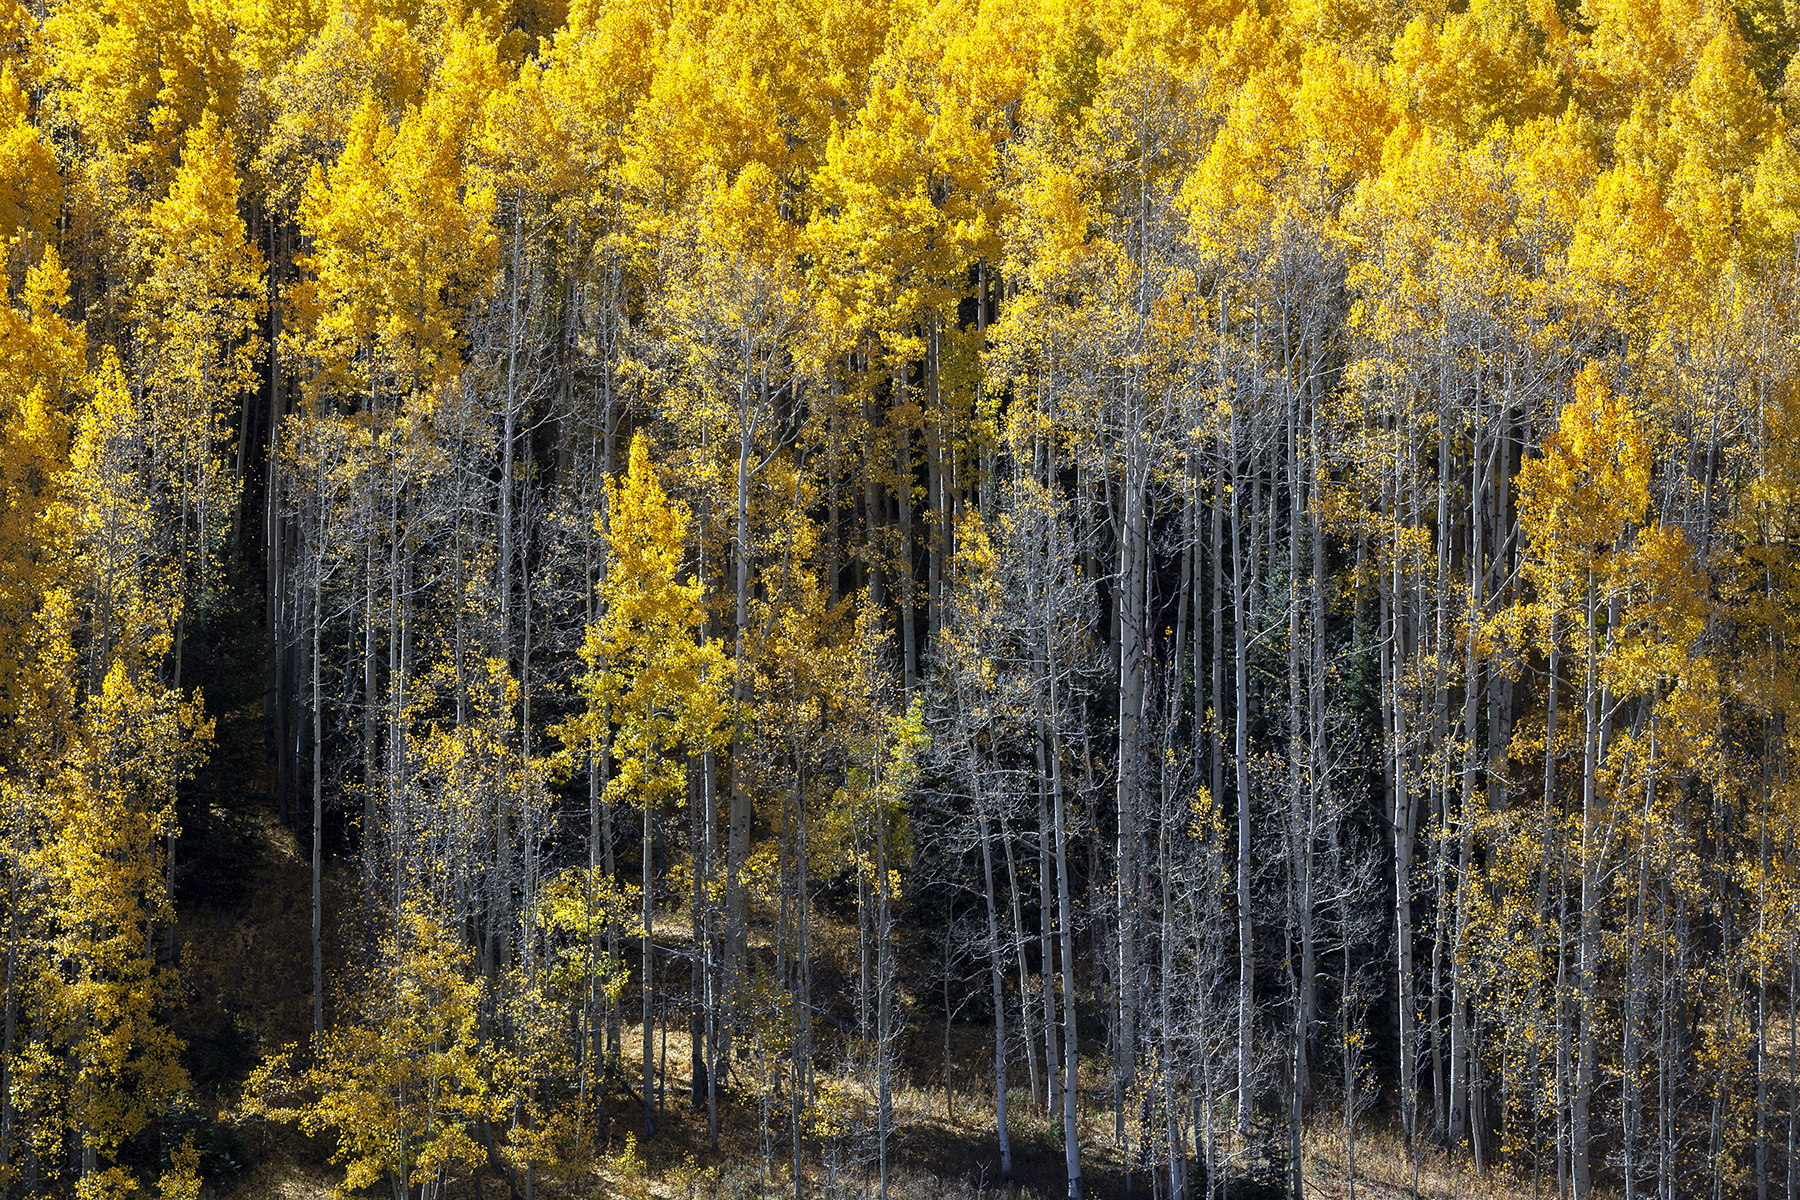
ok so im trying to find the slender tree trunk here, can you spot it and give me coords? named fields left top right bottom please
left=1116, top=455, right=1148, bottom=1146
left=691, top=754, right=709, bottom=1113
left=1450, top=415, right=1486, bottom=1151
left=364, top=528, right=379, bottom=896
left=1391, top=432, right=1419, bottom=1155
left=1038, top=733, right=1063, bottom=1120
left=642, top=787, right=656, bottom=1137
left=792, top=746, right=811, bottom=1199
left=1787, top=915, right=1796, bottom=1200
left=1052, top=683, right=1083, bottom=1199
left=1000, top=812, right=1039, bottom=1105
left=1, top=860, right=18, bottom=1200
left=726, top=369, right=755, bottom=1066
left=1623, top=731, right=1655, bottom=1200
left=1161, top=804, right=1184, bottom=1200
left=268, top=220, right=289, bottom=828
left=895, top=360, right=916, bottom=690
left=1572, top=582, right=1609, bottom=1199
left=311, top=506, right=324, bottom=1036
left=1230, top=414, right=1255, bottom=1138
left=977, top=803, right=1013, bottom=1180
left=876, top=761, right=894, bottom=1200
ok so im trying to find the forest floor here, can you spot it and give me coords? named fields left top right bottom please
left=180, top=810, right=1542, bottom=1200
left=1300, top=1125, right=1593, bottom=1200
left=215, top=1098, right=1545, bottom=1200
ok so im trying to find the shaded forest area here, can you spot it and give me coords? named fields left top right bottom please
left=3, top=0, right=1800, bottom=1196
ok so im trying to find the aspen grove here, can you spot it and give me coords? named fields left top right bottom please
left=2, top=0, right=1799, bottom=1195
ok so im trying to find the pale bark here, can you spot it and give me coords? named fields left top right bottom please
left=976, top=803, right=1013, bottom=1180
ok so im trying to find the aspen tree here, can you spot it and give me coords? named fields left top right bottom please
left=0, top=245, right=83, bottom=1200
left=134, top=111, right=267, bottom=686
left=0, top=64, right=58, bottom=265
left=251, top=905, right=493, bottom=1200
left=581, top=433, right=731, bottom=1137
left=1, top=354, right=211, bottom=1197
left=933, top=512, right=1015, bottom=1180
left=1513, top=364, right=1653, bottom=1196
left=282, top=406, right=358, bottom=1035
left=652, top=160, right=813, bottom=1061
